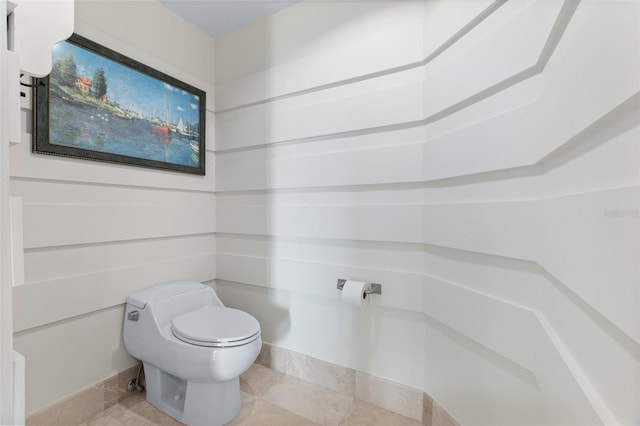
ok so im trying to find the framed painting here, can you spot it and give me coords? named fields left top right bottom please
left=33, top=33, right=206, bottom=175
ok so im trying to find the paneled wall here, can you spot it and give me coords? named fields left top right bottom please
left=11, top=1, right=216, bottom=413
left=214, top=1, right=639, bottom=425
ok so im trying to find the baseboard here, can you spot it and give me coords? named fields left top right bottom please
left=256, top=342, right=459, bottom=426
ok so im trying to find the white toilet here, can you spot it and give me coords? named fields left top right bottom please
left=123, top=281, right=261, bottom=426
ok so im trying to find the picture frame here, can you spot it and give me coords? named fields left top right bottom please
left=33, top=33, right=206, bottom=175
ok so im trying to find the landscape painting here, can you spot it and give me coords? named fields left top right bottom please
left=34, top=33, right=206, bottom=175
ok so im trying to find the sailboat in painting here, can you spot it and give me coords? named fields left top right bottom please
left=177, top=116, right=197, bottom=139
left=152, top=92, right=169, bottom=134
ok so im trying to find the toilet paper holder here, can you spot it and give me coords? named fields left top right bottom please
left=337, top=279, right=382, bottom=295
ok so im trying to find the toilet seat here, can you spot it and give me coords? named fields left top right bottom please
left=171, top=306, right=261, bottom=348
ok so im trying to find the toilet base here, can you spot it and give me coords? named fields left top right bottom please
left=143, top=363, right=242, bottom=426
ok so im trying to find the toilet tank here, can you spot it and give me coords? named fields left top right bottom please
left=127, top=281, right=222, bottom=327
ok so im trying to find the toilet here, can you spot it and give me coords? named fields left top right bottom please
left=123, top=281, right=261, bottom=426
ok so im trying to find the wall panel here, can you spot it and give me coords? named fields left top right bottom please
left=214, top=1, right=639, bottom=425
left=14, top=252, right=215, bottom=332
left=12, top=0, right=216, bottom=413
left=217, top=235, right=425, bottom=275
left=424, top=317, right=548, bottom=426
left=13, top=306, right=133, bottom=414
left=215, top=1, right=425, bottom=108
left=216, top=132, right=425, bottom=191
left=23, top=235, right=214, bottom=284
left=216, top=70, right=424, bottom=150
left=218, top=204, right=423, bottom=243
left=217, top=253, right=423, bottom=313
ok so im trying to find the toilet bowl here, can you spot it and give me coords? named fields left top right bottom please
left=123, top=281, right=261, bottom=426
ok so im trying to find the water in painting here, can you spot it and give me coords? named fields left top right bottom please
left=48, top=40, right=201, bottom=167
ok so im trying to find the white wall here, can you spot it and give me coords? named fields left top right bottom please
left=0, top=0, right=16, bottom=422
left=214, top=1, right=640, bottom=425
left=11, top=0, right=216, bottom=413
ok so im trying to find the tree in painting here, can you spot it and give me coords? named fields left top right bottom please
left=91, top=67, right=107, bottom=99
left=51, top=54, right=77, bottom=87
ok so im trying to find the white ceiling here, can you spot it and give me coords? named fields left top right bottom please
left=159, top=0, right=301, bottom=39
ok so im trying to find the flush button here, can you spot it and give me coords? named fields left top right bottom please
left=127, top=310, right=139, bottom=321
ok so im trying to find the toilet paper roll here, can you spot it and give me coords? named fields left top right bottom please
left=342, top=280, right=370, bottom=307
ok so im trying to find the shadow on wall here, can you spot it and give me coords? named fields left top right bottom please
left=215, top=280, right=291, bottom=344
left=213, top=0, right=430, bottom=390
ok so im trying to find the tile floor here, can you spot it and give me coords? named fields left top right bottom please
left=78, top=363, right=423, bottom=426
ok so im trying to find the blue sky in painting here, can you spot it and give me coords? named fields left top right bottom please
left=51, top=41, right=200, bottom=127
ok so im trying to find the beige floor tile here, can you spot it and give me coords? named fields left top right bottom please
left=226, top=392, right=258, bottom=425
left=262, top=376, right=353, bottom=425
left=109, top=392, right=251, bottom=426
left=339, top=400, right=423, bottom=426
left=106, top=402, right=159, bottom=426
left=117, top=391, right=148, bottom=413
left=228, top=399, right=320, bottom=426
left=80, top=362, right=452, bottom=426
left=104, top=366, right=140, bottom=409
left=240, top=363, right=284, bottom=397
left=137, top=404, right=184, bottom=425
left=107, top=396, right=183, bottom=425
left=26, top=384, right=104, bottom=426
left=90, top=414, right=127, bottom=426
left=105, top=399, right=152, bottom=425
left=119, top=412, right=157, bottom=426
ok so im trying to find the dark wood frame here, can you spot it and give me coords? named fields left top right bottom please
left=33, top=33, right=206, bottom=175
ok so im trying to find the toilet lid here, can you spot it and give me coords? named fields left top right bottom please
left=171, top=306, right=261, bottom=348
